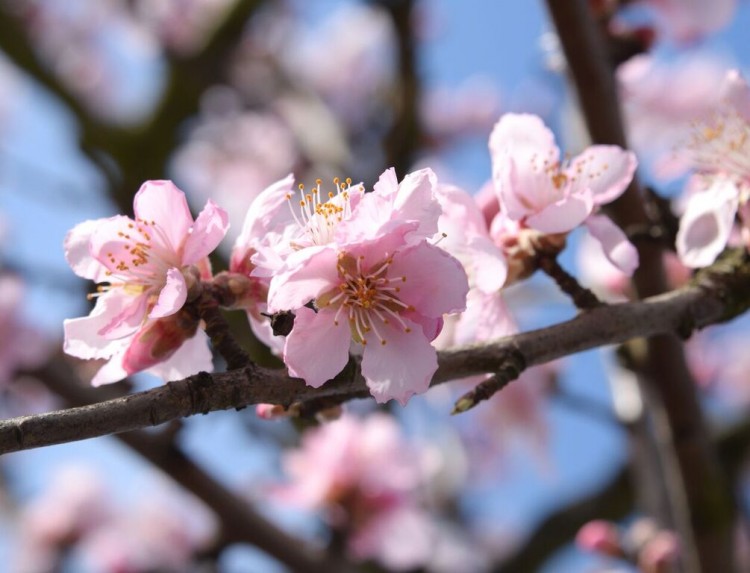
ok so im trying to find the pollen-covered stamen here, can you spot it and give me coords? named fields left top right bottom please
left=687, top=109, right=750, bottom=180
left=320, top=252, right=414, bottom=345
left=91, top=218, right=182, bottom=303
left=285, top=177, right=362, bottom=247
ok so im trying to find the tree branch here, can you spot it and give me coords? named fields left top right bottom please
left=1, top=250, right=748, bottom=454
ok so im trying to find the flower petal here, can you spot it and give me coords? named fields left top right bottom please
left=63, top=291, right=134, bottom=359
left=283, top=306, right=351, bottom=388
left=468, top=235, right=508, bottom=293
left=91, top=347, right=129, bottom=386
left=569, top=146, right=637, bottom=205
left=361, top=318, right=437, bottom=405
left=133, top=180, right=192, bottom=252
left=584, top=214, right=640, bottom=276
left=182, top=199, right=229, bottom=265
left=676, top=179, right=739, bottom=268
left=267, top=247, right=341, bottom=312
left=392, top=168, right=441, bottom=238
left=525, top=191, right=594, bottom=233
left=454, top=289, right=517, bottom=345
left=64, top=219, right=108, bottom=281
left=149, top=268, right=187, bottom=318
left=146, top=329, right=213, bottom=382
left=387, top=242, right=469, bottom=317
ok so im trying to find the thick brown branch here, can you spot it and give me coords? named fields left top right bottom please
left=546, top=1, right=735, bottom=570
left=1, top=251, right=748, bottom=454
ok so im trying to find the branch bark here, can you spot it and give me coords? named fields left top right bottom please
left=2, top=250, right=748, bottom=454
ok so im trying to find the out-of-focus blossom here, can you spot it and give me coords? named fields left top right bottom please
left=133, top=0, right=235, bottom=54
left=275, top=414, right=487, bottom=571
left=489, top=113, right=639, bottom=275
left=576, top=520, right=623, bottom=557
left=618, top=53, right=729, bottom=179
left=637, top=0, right=736, bottom=44
left=14, top=466, right=111, bottom=573
left=63, top=180, right=228, bottom=385
left=173, top=99, right=299, bottom=245
left=674, top=70, right=750, bottom=267
left=422, top=77, right=503, bottom=143
left=18, top=1, right=160, bottom=122
left=14, top=466, right=217, bottom=573
left=280, top=3, right=396, bottom=129
left=0, top=275, right=50, bottom=385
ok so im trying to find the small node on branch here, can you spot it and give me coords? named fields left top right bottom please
left=537, top=254, right=603, bottom=310
left=451, top=350, right=526, bottom=414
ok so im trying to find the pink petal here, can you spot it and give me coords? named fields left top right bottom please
left=146, top=329, right=213, bottom=382
left=97, top=292, right=149, bottom=339
left=722, top=69, right=750, bottom=123
left=133, top=180, right=192, bottom=251
left=454, top=290, right=517, bottom=345
left=267, top=247, right=340, bottom=312
left=234, top=174, right=295, bottom=254
left=569, top=146, right=637, bottom=205
left=149, top=268, right=188, bottom=318
left=676, top=179, right=739, bottom=268
left=182, top=199, right=230, bottom=265
left=361, top=318, right=437, bottom=405
left=387, top=242, right=469, bottom=317
left=490, top=114, right=560, bottom=219
left=91, top=348, right=129, bottom=386
left=392, top=168, right=441, bottom=238
left=283, top=307, right=351, bottom=388
left=373, top=167, right=399, bottom=198
left=64, top=219, right=108, bottom=281
left=584, top=214, right=640, bottom=276
left=468, top=235, right=508, bottom=293
left=525, top=191, right=594, bottom=233
left=63, top=291, right=133, bottom=359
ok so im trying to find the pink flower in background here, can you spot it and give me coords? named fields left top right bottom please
left=490, top=113, right=639, bottom=274
left=618, top=53, right=728, bottom=179
left=639, top=0, right=736, bottom=43
left=275, top=414, right=486, bottom=570
left=63, top=180, right=228, bottom=384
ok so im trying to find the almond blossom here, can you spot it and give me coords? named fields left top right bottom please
left=63, top=180, right=228, bottom=385
left=675, top=70, right=750, bottom=267
left=490, top=113, right=639, bottom=275
left=274, top=414, right=487, bottom=571
left=265, top=169, right=468, bottom=405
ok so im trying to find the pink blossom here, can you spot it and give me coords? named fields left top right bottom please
left=275, top=414, right=485, bottom=570
left=618, top=53, right=728, bottom=179
left=674, top=70, right=750, bottom=267
left=489, top=113, right=639, bottom=274
left=63, top=180, right=228, bottom=384
left=639, top=0, right=736, bottom=43
left=268, top=231, right=468, bottom=405
left=576, top=520, right=622, bottom=557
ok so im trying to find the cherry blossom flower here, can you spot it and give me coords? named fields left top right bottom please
left=63, top=180, right=228, bottom=385
left=490, top=113, right=639, bottom=275
left=638, top=0, right=736, bottom=44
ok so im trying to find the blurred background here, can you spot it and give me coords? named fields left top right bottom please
left=1, top=0, right=750, bottom=571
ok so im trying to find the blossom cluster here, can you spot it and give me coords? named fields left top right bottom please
left=63, top=113, right=638, bottom=405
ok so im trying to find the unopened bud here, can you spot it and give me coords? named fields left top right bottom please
left=576, top=520, right=622, bottom=557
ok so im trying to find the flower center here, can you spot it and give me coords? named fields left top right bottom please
left=89, top=218, right=179, bottom=302
left=688, top=109, right=750, bottom=182
left=318, top=252, right=414, bottom=346
left=286, top=177, right=361, bottom=248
